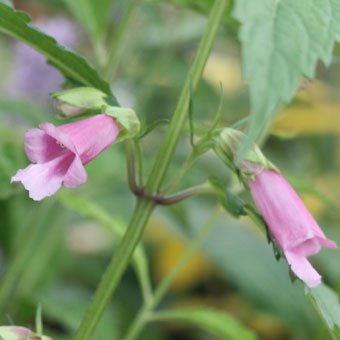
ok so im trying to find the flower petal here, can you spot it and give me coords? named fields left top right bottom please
left=11, top=153, right=74, bottom=201
left=63, top=156, right=87, bottom=188
left=316, top=236, right=338, bottom=250
left=293, top=238, right=321, bottom=257
left=24, top=128, right=66, bottom=163
left=40, top=122, right=77, bottom=154
left=249, top=170, right=337, bottom=252
left=57, top=114, right=119, bottom=164
left=285, top=250, right=321, bottom=288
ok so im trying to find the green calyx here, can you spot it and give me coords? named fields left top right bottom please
left=51, top=87, right=140, bottom=142
left=105, top=106, right=140, bottom=142
left=217, top=128, right=277, bottom=179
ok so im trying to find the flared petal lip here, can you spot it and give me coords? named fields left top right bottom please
left=286, top=235, right=338, bottom=257
left=39, top=122, right=78, bottom=155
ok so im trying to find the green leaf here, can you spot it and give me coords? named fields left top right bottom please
left=307, top=283, right=340, bottom=340
left=233, top=0, right=340, bottom=155
left=154, top=308, right=257, bottom=340
left=62, top=0, right=113, bottom=42
left=0, top=3, right=118, bottom=104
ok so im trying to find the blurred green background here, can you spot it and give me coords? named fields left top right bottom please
left=1, top=0, right=340, bottom=339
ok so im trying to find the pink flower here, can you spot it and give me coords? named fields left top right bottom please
left=0, top=326, right=52, bottom=339
left=11, top=114, right=119, bottom=201
left=249, top=169, right=337, bottom=288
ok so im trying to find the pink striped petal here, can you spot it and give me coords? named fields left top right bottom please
left=40, top=122, right=77, bottom=154
left=24, top=128, right=66, bottom=163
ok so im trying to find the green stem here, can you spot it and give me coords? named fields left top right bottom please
left=104, top=0, right=140, bottom=78
left=75, top=199, right=154, bottom=340
left=146, top=0, right=228, bottom=194
left=74, top=1, right=228, bottom=338
left=161, top=155, right=196, bottom=194
left=123, top=209, right=220, bottom=340
left=156, top=182, right=213, bottom=205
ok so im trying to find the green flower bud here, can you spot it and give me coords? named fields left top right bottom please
left=51, top=87, right=107, bottom=116
left=217, top=128, right=276, bottom=176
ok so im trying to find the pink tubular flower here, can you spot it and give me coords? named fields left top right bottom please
left=249, top=169, right=337, bottom=288
left=11, top=114, right=119, bottom=201
left=218, top=128, right=338, bottom=288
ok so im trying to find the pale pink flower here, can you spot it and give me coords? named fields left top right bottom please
left=249, top=169, right=337, bottom=288
left=11, top=114, right=119, bottom=201
left=0, top=325, right=52, bottom=339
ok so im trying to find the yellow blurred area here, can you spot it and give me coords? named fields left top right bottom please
left=147, top=217, right=213, bottom=292
left=273, top=80, right=340, bottom=136
left=203, top=53, right=243, bottom=94
left=299, top=175, right=340, bottom=218
left=301, top=194, right=325, bottom=217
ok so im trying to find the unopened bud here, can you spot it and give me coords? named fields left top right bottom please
left=55, top=101, right=86, bottom=116
left=52, top=87, right=107, bottom=116
left=218, top=128, right=276, bottom=175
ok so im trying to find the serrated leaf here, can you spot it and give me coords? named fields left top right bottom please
left=62, top=0, right=113, bottom=42
left=307, top=283, right=340, bottom=339
left=233, top=0, right=340, bottom=155
left=155, top=308, right=257, bottom=340
left=0, top=3, right=118, bottom=104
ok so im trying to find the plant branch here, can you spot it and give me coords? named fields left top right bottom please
left=74, top=1, right=228, bottom=337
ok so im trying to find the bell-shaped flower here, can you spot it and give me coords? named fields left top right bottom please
left=249, top=169, right=337, bottom=288
left=217, top=128, right=337, bottom=288
left=11, top=114, right=119, bottom=201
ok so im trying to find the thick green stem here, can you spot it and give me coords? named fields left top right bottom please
left=75, top=199, right=154, bottom=340
left=74, top=1, right=228, bottom=338
left=123, top=209, right=220, bottom=340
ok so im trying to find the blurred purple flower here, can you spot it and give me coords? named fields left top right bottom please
left=249, top=169, right=337, bottom=288
left=9, top=16, right=79, bottom=100
left=11, top=114, right=120, bottom=200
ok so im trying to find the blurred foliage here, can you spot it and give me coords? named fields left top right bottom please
left=0, top=0, right=340, bottom=339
